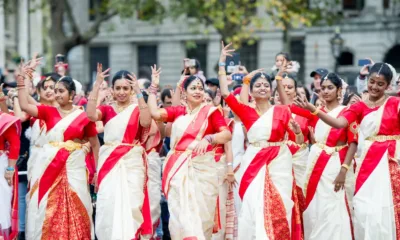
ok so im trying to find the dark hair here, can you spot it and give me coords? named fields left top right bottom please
left=283, top=73, right=298, bottom=89
left=143, top=80, right=151, bottom=89
left=321, top=73, right=342, bottom=89
left=204, top=89, right=214, bottom=99
left=297, top=83, right=311, bottom=102
left=192, top=59, right=201, bottom=70
left=112, top=70, right=133, bottom=87
left=183, top=75, right=205, bottom=90
left=342, top=92, right=361, bottom=106
left=276, top=52, right=291, bottom=61
left=250, top=72, right=272, bottom=91
left=369, top=62, right=393, bottom=85
left=232, top=84, right=242, bottom=92
left=142, top=90, right=149, bottom=103
left=37, top=72, right=60, bottom=90
left=161, top=88, right=172, bottom=103
left=58, top=76, right=76, bottom=95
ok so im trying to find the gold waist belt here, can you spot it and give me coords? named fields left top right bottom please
left=366, top=135, right=400, bottom=142
left=287, top=141, right=308, bottom=149
left=250, top=141, right=285, bottom=148
left=315, top=142, right=347, bottom=154
left=49, top=140, right=82, bottom=152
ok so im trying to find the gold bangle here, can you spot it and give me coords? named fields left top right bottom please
left=275, top=76, right=283, bottom=81
left=295, top=131, right=302, bottom=136
left=311, top=108, right=320, bottom=115
left=218, top=71, right=226, bottom=76
left=341, top=164, right=350, bottom=171
left=243, top=75, right=251, bottom=85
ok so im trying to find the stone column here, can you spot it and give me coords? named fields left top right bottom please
left=158, top=41, right=185, bottom=86
left=18, top=0, right=29, bottom=60
left=0, top=2, right=5, bottom=70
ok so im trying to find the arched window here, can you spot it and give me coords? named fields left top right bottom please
left=338, top=51, right=354, bottom=66
left=384, top=45, right=400, bottom=71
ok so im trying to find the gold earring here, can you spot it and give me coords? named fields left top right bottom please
left=69, top=98, right=73, bottom=103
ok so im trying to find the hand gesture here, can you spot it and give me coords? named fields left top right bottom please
left=246, top=68, right=264, bottom=79
left=224, top=172, right=237, bottom=188
left=194, top=138, right=209, bottom=155
left=151, top=64, right=162, bottom=87
left=308, top=126, right=316, bottom=144
left=333, top=169, right=347, bottom=192
left=4, top=170, right=14, bottom=186
left=289, top=119, right=301, bottom=135
left=238, top=65, right=249, bottom=75
left=219, top=42, right=235, bottom=63
left=277, top=58, right=290, bottom=77
left=360, top=58, right=374, bottom=76
left=294, top=95, right=316, bottom=112
left=213, top=89, right=222, bottom=106
left=127, top=73, right=140, bottom=94
left=26, top=53, right=43, bottom=71
left=95, top=63, right=110, bottom=87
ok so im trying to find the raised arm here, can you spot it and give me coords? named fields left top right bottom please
left=275, top=59, right=291, bottom=105
left=218, top=42, right=235, bottom=99
left=87, top=63, right=110, bottom=122
left=127, top=73, right=151, bottom=128
left=17, top=69, right=39, bottom=117
left=148, top=65, right=163, bottom=121
left=293, top=96, right=348, bottom=129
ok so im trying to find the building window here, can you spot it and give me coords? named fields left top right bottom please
left=89, top=46, right=109, bottom=87
left=89, top=0, right=103, bottom=21
left=338, top=51, right=354, bottom=66
left=383, top=0, right=390, bottom=9
left=138, top=45, right=157, bottom=79
left=237, top=42, right=258, bottom=73
left=342, top=0, right=364, bottom=10
left=186, top=43, right=208, bottom=77
left=290, top=38, right=305, bottom=83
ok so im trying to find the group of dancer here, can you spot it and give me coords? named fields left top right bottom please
left=0, top=41, right=399, bottom=240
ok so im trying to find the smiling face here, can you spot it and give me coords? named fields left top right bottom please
left=251, top=78, right=271, bottom=100
left=39, top=80, right=55, bottom=102
left=367, top=72, right=389, bottom=99
left=55, top=82, right=73, bottom=106
left=113, top=78, right=132, bottom=104
left=320, top=79, right=341, bottom=103
left=184, top=79, right=204, bottom=105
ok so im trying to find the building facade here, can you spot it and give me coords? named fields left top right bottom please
left=1, top=0, right=400, bottom=88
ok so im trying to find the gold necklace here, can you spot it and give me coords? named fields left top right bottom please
left=115, top=103, right=130, bottom=113
left=58, top=106, right=75, bottom=115
left=367, top=94, right=387, bottom=108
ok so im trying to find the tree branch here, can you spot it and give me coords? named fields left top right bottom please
left=80, top=10, right=118, bottom=44
left=64, top=0, right=80, bottom=38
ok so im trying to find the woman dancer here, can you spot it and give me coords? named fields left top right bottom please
left=219, top=42, right=303, bottom=239
left=0, top=110, right=21, bottom=240
left=295, top=63, right=400, bottom=240
left=286, top=73, right=356, bottom=240
left=148, top=65, right=231, bottom=239
left=25, top=73, right=59, bottom=240
left=18, top=69, right=100, bottom=239
left=86, top=64, right=152, bottom=239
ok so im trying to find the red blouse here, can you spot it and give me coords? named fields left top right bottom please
left=0, top=125, right=20, bottom=159
left=290, top=104, right=357, bottom=145
left=162, top=105, right=228, bottom=134
left=225, top=94, right=291, bottom=142
left=37, top=105, right=97, bottom=139
left=342, top=97, right=400, bottom=136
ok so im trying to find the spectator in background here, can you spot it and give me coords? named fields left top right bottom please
left=205, top=78, right=219, bottom=93
left=297, top=83, right=311, bottom=102
left=309, top=68, right=328, bottom=104
left=160, top=88, right=172, bottom=108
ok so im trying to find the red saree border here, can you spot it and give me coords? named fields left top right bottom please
left=389, top=160, right=400, bottom=240
left=238, top=146, right=280, bottom=199
left=9, top=168, right=19, bottom=240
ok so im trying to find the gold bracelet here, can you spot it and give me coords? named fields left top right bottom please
left=218, top=71, right=226, bottom=76
left=295, top=131, right=302, bottom=136
left=311, top=108, right=320, bottom=115
left=275, top=76, right=283, bottom=81
left=243, top=75, right=251, bottom=85
left=341, top=164, right=350, bottom=171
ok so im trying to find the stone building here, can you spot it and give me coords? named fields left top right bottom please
left=1, top=0, right=400, bottom=88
